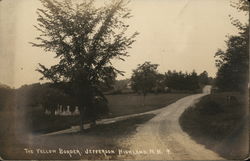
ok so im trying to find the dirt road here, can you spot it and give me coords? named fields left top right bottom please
left=27, top=86, right=225, bottom=160
left=118, top=86, right=224, bottom=160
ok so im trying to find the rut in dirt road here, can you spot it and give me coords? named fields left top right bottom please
left=118, top=86, right=224, bottom=160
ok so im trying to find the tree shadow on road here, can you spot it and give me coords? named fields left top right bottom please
left=67, top=113, right=155, bottom=138
left=46, top=114, right=156, bottom=160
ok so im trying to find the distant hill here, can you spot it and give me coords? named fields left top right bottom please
left=103, top=79, right=133, bottom=94
left=114, top=79, right=131, bottom=90
left=0, top=82, right=13, bottom=111
left=0, top=82, right=11, bottom=89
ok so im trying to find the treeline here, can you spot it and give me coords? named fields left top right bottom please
left=0, top=83, right=84, bottom=133
left=16, top=83, right=66, bottom=108
left=0, top=82, right=75, bottom=112
left=165, top=70, right=212, bottom=91
left=0, top=68, right=213, bottom=110
left=130, top=61, right=213, bottom=95
left=0, top=67, right=213, bottom=109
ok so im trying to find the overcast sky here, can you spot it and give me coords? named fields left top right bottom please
left=0, top=0, right=248, bottom=88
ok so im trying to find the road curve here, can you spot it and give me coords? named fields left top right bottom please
left=119, top=86, right=224, bottom=160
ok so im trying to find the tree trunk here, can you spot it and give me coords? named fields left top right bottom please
left=79, top=117, right=84, bottom=131
left=89, top=101, right=97, bottom=128
left=143, top=93, right=146, bottom=106
left=90, top=119, right=96, bottom=128
left=79, top=106, right=85, bottom=132
left=51, top=105, right=56, bottom=116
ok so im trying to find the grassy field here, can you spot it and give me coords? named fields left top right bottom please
left=0, top=93, right=189, bottom=159
left=27, top=93, right=189, bottom=133
left=106, top=93, right=189, bottom=117
left=179, top=92, right=248, bottom=159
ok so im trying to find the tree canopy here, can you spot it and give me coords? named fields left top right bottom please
left=32, top=0, right=138, bottom=84
left=31, top=0, right=138, bottom=129
left=214, top=0, right=249, bottom=92
left=131, top=62, right=159, bottom=96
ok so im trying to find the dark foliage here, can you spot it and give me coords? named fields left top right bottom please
left=131, top=62, right=211, bottom=95
left=30, top=0, right=138, bottom=128
left=131, top=62, right=159, bottom=96
left=0, top=84, right=13, bottom=111
left=165, top=70, right=200, bottom=91
left=214, top=0, right=249, bottom=92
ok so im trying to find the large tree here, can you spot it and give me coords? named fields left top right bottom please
left=131, top=62, right=159, bottom=105
left=214, top=0, right=248, bottom=92
left=31, top=0, right=138, bottom=130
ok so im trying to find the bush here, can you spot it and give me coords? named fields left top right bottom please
left=179, top=92, right=246, bottom=141
left=200, top=100, right=223, bottom=115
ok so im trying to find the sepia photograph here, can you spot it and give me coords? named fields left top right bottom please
left=0, top=0, right=249, bottom=160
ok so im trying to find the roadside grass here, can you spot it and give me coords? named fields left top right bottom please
left=179, top=92, right=248, bottom=159
left=0, top=114, right=155, bottom=160
left=0, top=111, right=14, bottom=158
left=28, top=93, right=189, bottom=133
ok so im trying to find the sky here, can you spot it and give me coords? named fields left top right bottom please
left=0, top=0, right=248, bottom=88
